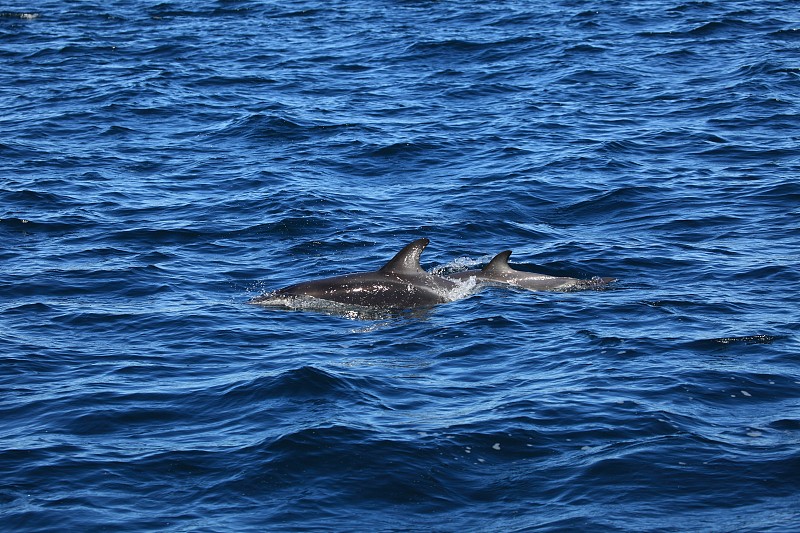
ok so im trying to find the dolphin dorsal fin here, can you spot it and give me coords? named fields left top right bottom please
left=379, top=238, right=429, bottom=275
left=483, top=250, right=514, bottom=274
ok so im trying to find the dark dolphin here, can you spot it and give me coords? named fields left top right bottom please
left=250, top=238, right=461, bottom=309
left=448, top=250, right=615, bottom=291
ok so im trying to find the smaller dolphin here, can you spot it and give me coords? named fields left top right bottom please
left=250, top=238, right=461, bottom=309
left=448, top=250, right=614, bottom=291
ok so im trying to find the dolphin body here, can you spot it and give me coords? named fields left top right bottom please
left=249, top=238, right=460, bottom=309
left=448, top=250, right=614, bottom=291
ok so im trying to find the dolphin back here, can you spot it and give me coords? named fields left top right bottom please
left=379, top=238, right=429, bottom=275
left=482, top=250, right=514, bottom=274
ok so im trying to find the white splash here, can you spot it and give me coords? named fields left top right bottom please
left=431, top=255, right=493, bottom=275
left=444, top=274, right=479, bottom=301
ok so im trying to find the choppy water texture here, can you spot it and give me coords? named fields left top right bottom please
left=2, top=1, right=800, bottom=531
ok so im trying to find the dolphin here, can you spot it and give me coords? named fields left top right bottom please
left=448, top=250, right=614, bottom=291
left=249, top=238, right=461, bottom=309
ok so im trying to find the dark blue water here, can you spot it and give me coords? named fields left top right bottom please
left=2, top=1, right=799, bottom=530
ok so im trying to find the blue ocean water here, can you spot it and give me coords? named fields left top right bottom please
left=2, top=0, right=799, bottom=530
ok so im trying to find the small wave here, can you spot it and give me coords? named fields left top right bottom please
left=108, top=227, right=203, bottom=245
left=565, top=44, right=608, bottom=54
left=708, top=335, right=780, bottom=345
left=0, top=12, right=39, bottom=19
left=0, top=216, right=92, bottom=234
left=192, top=74, right=278, bottom=87
left=732, top=59, right=795, bottom=77
left=366, top=141, right=438, bottom=158
left=769, top=419, right=800, bottom=430
left=639, top=18, right=753, bottom=39
left=687, top=19, right=749, bottom=36
left=204, top=113, right=369, bottom=145
left=2, top=189, right=78, bottom=207
left=221, top=366, right=366, bottom=403
left=769, top=28, right=800, bottom=41
left=407, top=36, right=534, bottom=54
left=557, top=186, right=665, bottom=223
left=685, top=335, right=782, bottom=349
left=270, top=7, right=326, bottom=19
left=4, top=302, right=54, bottom=314
left=232, top=216, right=332, bottom=238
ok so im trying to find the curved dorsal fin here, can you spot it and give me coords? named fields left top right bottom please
left=379, top=238, right=429, bottom=274
left=483, top=250, right=514, bottom=274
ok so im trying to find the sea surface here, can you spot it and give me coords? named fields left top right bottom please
left=2, top=0, right=799, bottom=531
